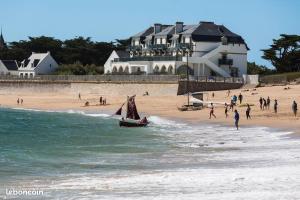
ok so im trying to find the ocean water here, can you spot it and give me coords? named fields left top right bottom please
left=1, top=107, right=300, bottom=199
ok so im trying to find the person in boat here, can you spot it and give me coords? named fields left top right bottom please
left=139, top=117, right=148, bottom=124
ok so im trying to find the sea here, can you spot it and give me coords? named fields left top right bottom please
left=0, top=107, right=300, bottom=200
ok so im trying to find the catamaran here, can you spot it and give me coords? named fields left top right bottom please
left=115, top=95, right=149, bottom=127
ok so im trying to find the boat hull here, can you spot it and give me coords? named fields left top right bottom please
left=119, top=120, right=148, bottom=127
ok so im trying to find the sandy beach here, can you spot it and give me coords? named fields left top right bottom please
left=0, top=84, right=299, bottom=133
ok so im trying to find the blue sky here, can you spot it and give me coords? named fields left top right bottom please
left=1, top=0, right=299, bottom=67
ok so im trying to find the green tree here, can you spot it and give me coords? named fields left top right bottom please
left=247, top=62, right=274, bottom=75
left=262, top=34, right=300, bottom=72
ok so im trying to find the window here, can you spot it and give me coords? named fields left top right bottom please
left=161, top=65, right=166, bottom=73
left=154, top=65, right=159, bottom=73
left=168, top=65, right=173, bottom=74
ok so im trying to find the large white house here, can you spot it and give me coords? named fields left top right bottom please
left=105, top=21, right=249, bottom=77
left=0, top=60, right=19, bottom=75
left=18, top=52, right=58, bottom=78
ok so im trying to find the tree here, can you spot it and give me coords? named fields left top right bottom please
left=247, top=62, right=274, bottom=75
left=262, top=34, right=300, bottom=72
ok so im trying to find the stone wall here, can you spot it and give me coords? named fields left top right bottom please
left=177, top=81, right=243, bottom=95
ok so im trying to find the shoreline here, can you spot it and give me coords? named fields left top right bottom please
left=0, top=84, right=299, bottom=135
left=1, top=102, right=298, bottom=137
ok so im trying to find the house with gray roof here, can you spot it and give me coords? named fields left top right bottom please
left=0, top=60, right=19, bottom=75
left=18, top=52, right=58, bottom=78
left=105, top=21, right=249, bottom=77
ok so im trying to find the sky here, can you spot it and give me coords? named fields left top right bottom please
left=0, top=0, right=299, bottom=67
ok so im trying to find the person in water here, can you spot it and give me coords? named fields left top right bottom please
left=234, top=109, right=240, bottom=130
left=209, top=103, right=216, bottom=119
left=246, top=104, right=251, bottom=119
left=292, top=100, right=298, bottom=117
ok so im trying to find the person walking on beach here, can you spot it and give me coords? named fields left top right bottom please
left=21, top=99, right=23, bottom=105
left=224, top=103, right=229, bottom=118
left=78, top=93, right=81, bottom=100
left=233, top=95, right=237, bottom=105
left=234, top=109, right=240, bottom=130
left=292, top=100, right=298, bottom=117
left=229, top=100, right=234, bottom=112
left=238, top=93, right=243, bottom=104
left=212, top=92, right=215, bottom=98
left=246, top=104, right=251, bottom=119
left=17, top=98, right=19, bottom=105
left=274, top=99, right=278, bottom=114
left=227, top=90, right=231, bottom=97
left=259, top=97, right=263, bottom=110
left=100, top=96, right=103, bottom=105
left=266, top=97, right=271, bottom=110
left=209, top=103, right=216, bottom=119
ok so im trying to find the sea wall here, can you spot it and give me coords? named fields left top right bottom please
left=177, top=81, right=243, bottom=95
left=0, top=81, right=178, bottom=96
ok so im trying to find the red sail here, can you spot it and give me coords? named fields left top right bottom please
left=126, top=96, right=140, bottom=120
left=115, top=104, right=124, bottom=115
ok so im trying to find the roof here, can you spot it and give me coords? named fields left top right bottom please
left=20, top=52, right=50, bottom=70
left=0, top=60, right=19, bottom=70
left=130, top=22, right=248, bottom=47
left=115, top=50, right=130, bottom=58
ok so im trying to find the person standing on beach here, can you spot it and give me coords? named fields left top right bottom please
left=238, top=93, right=243, bottom=104
left=100, top=96, right=103, bottom=105
left=212, top=92, right=215, bottom=98
left=263, top=98, right=267, bottom=110
left=234, top=109, right=240, bottom=130
left=209, top=103, right=216, bottom=119
left=78, top=93, right=81, bottom=100
left=21, top=99, right=23, bottom=105
left=17, top=98, right=19, bottom=105
left=292, top=100, right=298, bottom=117
left=259, top=97, right=263, bottom=110
left=233, top=95, right=237, bottom=105
left=267, top=97, right=271, bottom=110
left=224, top=103, right=228, bottom=118
left=274, top=99, right=278, bottom=114
left=246, top=104, right=251, bottom=119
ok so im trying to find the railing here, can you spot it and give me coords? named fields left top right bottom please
left=218, top=59, right=233, bottom=65
left=0, top=75, right=180, bottom=83
left=180, top=75, right=243, bottom=83
left=0, top=75, right=243, bottom=83
left=114, top=56, right=183, bottom=62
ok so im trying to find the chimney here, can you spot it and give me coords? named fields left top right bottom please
left=175, top=22, right=183, bottom=34
left=154, top=23, right=162, bottom=34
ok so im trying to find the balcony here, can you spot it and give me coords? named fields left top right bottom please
left=127, top=45, right=142, bottom=51
left=176, top=43, right=192, bottom=50
left=113, top=56, right=183, bottom=62
left=219, top=58, right=233, bottom=65
left=149, top=44, right=168, bottom=50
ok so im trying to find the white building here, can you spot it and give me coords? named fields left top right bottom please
left=0, top=60, right=19, bottom=75
left=105, top=21, right=249, bottom=77
left=18, top=52, right=58, bottom=78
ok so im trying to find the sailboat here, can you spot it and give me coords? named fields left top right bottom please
left=115, top=95, right=149, bottom=127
